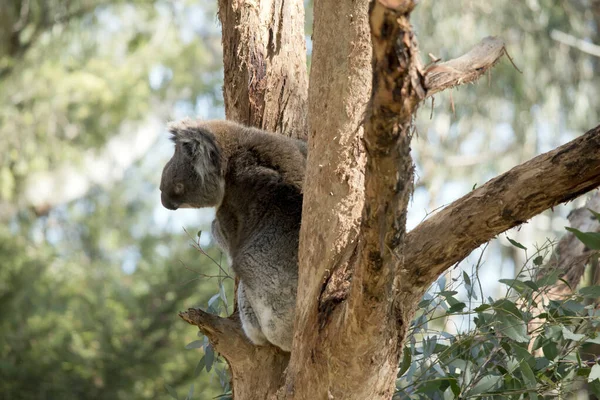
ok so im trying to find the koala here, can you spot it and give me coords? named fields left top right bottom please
left=160, top=118, right=306, bottom=351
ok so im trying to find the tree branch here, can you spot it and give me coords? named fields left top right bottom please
left=349, top=0, right=422, bottom=316
left=180, top=308, right=289, bottom=399
left=424, top=36, right=506, bottom=97
left=178, top=309, right=254, bottom=363
left=405, top=124, right=600, bottom=289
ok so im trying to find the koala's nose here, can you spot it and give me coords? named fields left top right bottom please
left=161, top=192, right=179, bottom=210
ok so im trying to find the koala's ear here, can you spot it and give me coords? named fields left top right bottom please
left=168, top=118, right=202, bottom=159
left=167, top=118, right=223, bottom=180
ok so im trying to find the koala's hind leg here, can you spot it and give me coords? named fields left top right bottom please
left=237, top=281, right=268, bottom=346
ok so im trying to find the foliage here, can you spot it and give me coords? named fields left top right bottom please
left=394, top=237, right=600, bottom=399
left=0, top=1, right=227, bottom=399
left=0, top=170, right=230, bottom=399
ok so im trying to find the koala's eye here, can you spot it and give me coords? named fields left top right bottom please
left=174, top=183, right=185, bottom=195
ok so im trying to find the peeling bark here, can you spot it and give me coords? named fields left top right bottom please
left=217, top=0, right=308, bottom=140
left=285, top=1, right=424, bottom=399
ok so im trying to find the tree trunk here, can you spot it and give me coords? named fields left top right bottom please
left=180, top=0, right=308, bottom=397
left=179, top=1, right=600, bottom=399
left=218, top=0, right=308, bottom=139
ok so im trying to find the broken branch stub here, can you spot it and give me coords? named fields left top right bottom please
left=424, top=36, right=506, bottom=97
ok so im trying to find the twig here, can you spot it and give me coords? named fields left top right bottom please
left=551, top=29, right=600, bottom=58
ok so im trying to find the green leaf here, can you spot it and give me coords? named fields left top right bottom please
left=439, top=290, right=458, bottom=297
left=205, top=345, right=215, bottom=372
left=566, top=227, right=600, bottom=250
left=415, top=378, right=441, bottom=394
left=469, top=375, right=501, bottom=395
left=474, top=304, right=491, bottom=312
left=533, top=255, right=544, bottom=266
left=499, top=279, right=533, bottom=295
left=493, top=299, right=522, bottom=316
left=447, top=302, right=467, bottom=314
left=197, top=230, right=202, bottom=238
left=589, top=364, right=600, bottom=383
left=398, top=348, right=412, bottom=377
left=165, top=384, right=179, bottom=400
left=519, top=359, right=538, bottom=398
left=496, top=313, right=530, bottom=343
left=542, top=342, right=559, bottom=360
left=587, top=336, right=600, bottom=345
left=579, top=286, right=600, bottom=299
left=193, top=356, right=206, bottom=377
left=507, top=237, right=527, bottom=250
left=589, top=378, right=600, bottom=397
left=462, top=271, right=471, bottom=286
left=562, top=299, right=585, bottom=313
left=562, top=327, right=585, bottom=341
left=535, top=357, right=550, bottom=371
left=418, top=299, right=433, bottom=309
left=511, top=344, right=535, bottom=368
left=535, top=270, right=560, bottom=287
left=185, top=340, right=203, bottom=350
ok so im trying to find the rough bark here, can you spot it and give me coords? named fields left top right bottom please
left=217, top=0, right=309, bottom=139
left=282, top=0, right=372, bottom=397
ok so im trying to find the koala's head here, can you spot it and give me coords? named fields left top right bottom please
left=160, top=119, right=225, bottom=210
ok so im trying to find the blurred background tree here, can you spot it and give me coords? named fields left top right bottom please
left=0, top=0, right=229, bottom=399
left=0, top=0, right=599, bottom=399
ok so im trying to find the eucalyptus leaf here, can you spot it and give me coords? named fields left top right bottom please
left=185, top=340, right=203, bottom=350
left=566, top=227, right=600, bottom=250
left=205, top=345, right=215, bottom=373
left=468, top=375, right=501, bottom=395
left=589, top=364, right=600, bottom=383
left=579, top=286, right=600, bottom=299
left=507, top=237, right=527, bottom=250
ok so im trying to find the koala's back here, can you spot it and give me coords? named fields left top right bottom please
left=209, top=123, right=305, bottom=350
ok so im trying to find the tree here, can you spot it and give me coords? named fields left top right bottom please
left=178, top=0, right=600, bottom=399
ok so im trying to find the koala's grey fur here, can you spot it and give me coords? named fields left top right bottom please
left=160, top=118, right=305, bottom=351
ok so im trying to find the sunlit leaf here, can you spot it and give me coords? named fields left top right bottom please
left=589, top=364, right=600, bottom=383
